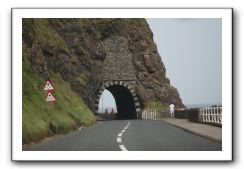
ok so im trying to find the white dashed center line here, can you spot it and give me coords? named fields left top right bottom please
left=117, top=121, right=131, bottom=151
left=117, top=137, right=122, bottom=144
left=119, top=144, right=128, bottom=151
left=118, top=133, right=123, bottom=137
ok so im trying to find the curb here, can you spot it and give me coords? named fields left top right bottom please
left=159, top=119, right=222, bottom=143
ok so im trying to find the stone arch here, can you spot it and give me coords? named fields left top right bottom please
left=94, top=80, right=141, bottom=119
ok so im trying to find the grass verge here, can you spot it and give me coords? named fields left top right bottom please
left=22, top=62, right=96, bottom=144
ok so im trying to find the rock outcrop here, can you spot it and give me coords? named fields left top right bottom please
left=23, top=18, right=184, bottom=113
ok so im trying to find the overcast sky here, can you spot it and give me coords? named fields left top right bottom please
left=99, top=18, right=222, bottom=111
left=146, top=18, right=222, bottom=107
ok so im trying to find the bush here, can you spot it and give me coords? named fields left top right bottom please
left=145, top=101, right=169, bottom=117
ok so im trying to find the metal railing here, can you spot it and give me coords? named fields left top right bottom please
left=199, top=107, right=222, bottom=125
left=142, top=109, right=158, bottom=120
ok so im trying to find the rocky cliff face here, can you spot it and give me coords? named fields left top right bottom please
left=23, top=18, right=184, bottom=112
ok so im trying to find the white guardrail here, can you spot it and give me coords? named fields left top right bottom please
left=142, top=109, right=158, bottom=120
left=199, top=107, right=222, bottom=124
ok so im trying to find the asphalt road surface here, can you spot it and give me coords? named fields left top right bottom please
left=24, top=120, right=221, bottom=151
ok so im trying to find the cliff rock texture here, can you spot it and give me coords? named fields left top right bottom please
left=23, top=18, right=184, bottom=117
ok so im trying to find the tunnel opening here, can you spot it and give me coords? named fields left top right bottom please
left=98, top=85, right=137, bottom=120
left=98, top=89, right=117, bottom=114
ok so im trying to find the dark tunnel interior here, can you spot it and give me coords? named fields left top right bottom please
left=106, top=85, right=137, bottom=120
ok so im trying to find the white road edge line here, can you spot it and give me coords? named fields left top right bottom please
left=119, top=144, right=128, bottom=151
left=117, top=121, right=131, bottom=151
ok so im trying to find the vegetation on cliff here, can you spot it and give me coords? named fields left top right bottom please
left=22, top=61, right=95, bottom=145
left=145, top=101, right=170, bottom=116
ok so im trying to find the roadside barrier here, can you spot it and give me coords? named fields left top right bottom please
left=142, top=109, right=158, bottom=120
left=199, top=107, right=222, bottom=125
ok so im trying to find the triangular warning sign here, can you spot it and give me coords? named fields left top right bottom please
left=43, top=80, right=54, bottom=91
left=46, top=91, right=56, bottom=102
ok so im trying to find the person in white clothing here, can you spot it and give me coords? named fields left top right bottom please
left=169, top=104, right=175, bottom=118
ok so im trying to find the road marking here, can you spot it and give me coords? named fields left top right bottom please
left=117, top=137, right=122, bottom=143
left=117, top=121, right=131, bottom=151
left=123, top=121, right=131, bottom=130
left=118, top=133, right=123, bottom=137
left=119, top=145, right=128, bottom=151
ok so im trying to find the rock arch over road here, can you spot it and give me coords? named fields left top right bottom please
left=95, top=80, right=141, bottom=119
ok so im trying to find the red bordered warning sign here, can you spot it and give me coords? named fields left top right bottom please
left=43, top=80, right=55, bottom=91
left=46, top=91, right=56, bottom=102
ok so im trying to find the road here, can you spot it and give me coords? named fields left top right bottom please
left=24, top=120, right=221, bottom=151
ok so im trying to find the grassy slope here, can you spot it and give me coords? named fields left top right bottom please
left=145, top=101, right=170, bottom=115
left=22, top=62, right=95, bottom=144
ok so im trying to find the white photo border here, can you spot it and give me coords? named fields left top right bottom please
left=12, top=8, right=233, bottom=161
